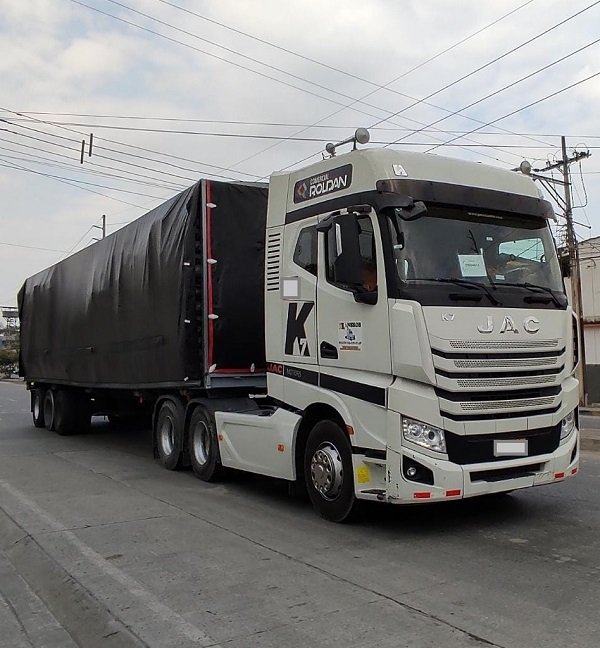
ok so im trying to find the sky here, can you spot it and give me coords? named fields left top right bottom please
left=1, top=0, right=600, bottom=307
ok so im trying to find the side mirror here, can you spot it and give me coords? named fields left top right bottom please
left=330, top=216, right=363, bottom=287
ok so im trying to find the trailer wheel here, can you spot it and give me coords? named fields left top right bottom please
left=304, top=420, right=358, bottom=523
left=32, top=389, right=45, bottom=428
left=155, top=399, right=184, bottom=470
left=54, top=390, right=80, bottom=436
left=188, top=407, right=222, bottom=482
left=43, top=390, right=56, bottom=431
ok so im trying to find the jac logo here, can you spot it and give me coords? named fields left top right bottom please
left=267, top=363, right=284, bottom=375
left=477, top=315, right=540, bottom=334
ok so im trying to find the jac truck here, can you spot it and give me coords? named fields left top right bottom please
left=19, top=130, right=580, bottom=521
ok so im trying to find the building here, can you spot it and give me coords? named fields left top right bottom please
left=575, top=237, right=600, bottom=403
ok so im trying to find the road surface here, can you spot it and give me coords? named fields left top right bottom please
left=1, top=380, right=598, bottom=648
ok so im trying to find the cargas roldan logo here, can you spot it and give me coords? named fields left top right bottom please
left=293, top=164, right=353, bottom=204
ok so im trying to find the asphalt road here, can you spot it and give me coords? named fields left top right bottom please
left=1, top=380, right=599, bottom=648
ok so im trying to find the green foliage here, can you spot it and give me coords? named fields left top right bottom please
left=0, top=348, right=18, bottom=375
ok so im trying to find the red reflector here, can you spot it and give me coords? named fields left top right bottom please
left=413, top=492, right=431, bottom=499
left=446, top=489, right=461, bottom=497
left=571, top=467, right=578, bottom=475
left=554, top=472, right=565, bottom=479
left=346, top=425, right=355, bottom=436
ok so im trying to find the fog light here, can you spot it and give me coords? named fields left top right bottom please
left=406, top=466, right=417, bottom=478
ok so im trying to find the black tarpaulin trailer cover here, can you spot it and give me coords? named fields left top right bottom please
left=18, top=180, right=268, bottom=388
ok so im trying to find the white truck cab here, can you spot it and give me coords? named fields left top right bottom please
left=218, top=138, right=579, bottom=521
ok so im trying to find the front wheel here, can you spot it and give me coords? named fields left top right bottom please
left=304, top=420, right=358, bottom=522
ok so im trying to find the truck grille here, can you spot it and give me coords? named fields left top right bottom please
left=432, top=346, right=565, bottom=419
left=445, top=425, right=560, bottom=464
left=449, top=339, right=559, bottom=350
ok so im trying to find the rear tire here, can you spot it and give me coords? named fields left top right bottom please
left=154, top=399, right=185, bottom=470
left=54, top=390, right=79, bottom=436
left=188, top=407, right=223, bottom=482
left=43, top=390, right=55, bottom=431
left=304, top=420, right=358, bottom=522
left=32, top=389, right=45, bottom=428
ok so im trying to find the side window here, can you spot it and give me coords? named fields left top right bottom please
left=293, top=226, right=317, bottom=276
left=499, top=238, right=545, bottom=262
left=326, top=215, right=377, bottom=291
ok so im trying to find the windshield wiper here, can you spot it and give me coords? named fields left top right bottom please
left=493, top=281, right=565, bottom=307
left=413, top=278, right=501, bottom=305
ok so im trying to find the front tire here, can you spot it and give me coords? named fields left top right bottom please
left=304, top=420, right=358, bottom=522
left=188, top=407, right=223, bottom=482
left=154, top=399, right=185, bottom=470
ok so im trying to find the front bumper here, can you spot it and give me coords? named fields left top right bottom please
left=355, top=426, right=579, bottom=504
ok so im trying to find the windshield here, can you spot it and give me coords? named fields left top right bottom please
left=386, top=205, right=566, bottom=308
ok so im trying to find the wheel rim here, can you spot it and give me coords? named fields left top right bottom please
left=310, top=442, right=344, bottom=501
left=159, top=416, right=175, bottom=456
left=192, top=421, right=210, bottom=466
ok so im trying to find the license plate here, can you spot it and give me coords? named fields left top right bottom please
left=494, top=439, right=528, bottom=457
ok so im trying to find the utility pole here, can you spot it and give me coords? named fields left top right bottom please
left=92, top=215, right=107, bottom=242
left=561, top=136, right=587, bottom=405
left=519, top=139, right=591, bottom=404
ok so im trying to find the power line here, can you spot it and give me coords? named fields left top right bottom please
left=16, top=112, right=600, bottom=138
left=67, top=0, right=521, bottom=166
left=0, top=145, right=187, bottom=191
left=421, top=69, right=600, bottom=152
left=4, top=121, right=592, bottom=148
left=369, top=0, right=600, bottom=133
left=387, top=35, right=600, bottom=148
left=0, top=241, right=66, bottom=253
left=0, top=160, right=148, bottom=208
left=152, top=0, right=541, bottom=147
left=1, top=109, right=260, bottom=182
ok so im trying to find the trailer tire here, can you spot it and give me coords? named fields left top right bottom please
left=304, top=420, right=359, bottom=523
left=155, top=399, right=184, bottom=470
left=32, top=389, right=45, bottom=428
left=188, top=407, right=222, bottom=482
left=43, top=390, right=56, bottom=431
left=54, top=390, right=80, bottom=436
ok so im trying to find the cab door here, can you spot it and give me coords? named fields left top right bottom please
left=316, top=208, right=392, bottom=376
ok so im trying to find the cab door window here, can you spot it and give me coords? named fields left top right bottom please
left=326, top=215, right=376, bottom=292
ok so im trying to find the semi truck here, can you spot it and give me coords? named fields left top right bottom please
left=19, top=130, right=580, bottom=521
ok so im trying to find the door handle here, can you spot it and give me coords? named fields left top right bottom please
left=320, top=341, right=338, bottom=359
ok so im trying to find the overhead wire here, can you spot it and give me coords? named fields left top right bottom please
left=151, top=0, right=543, bottom=150
left=68, top=0, right=523, bottom=166
left=386, top=35, right=600, bottom=148
left=419, top=70, right=600, bottom=153
left=368, top=0, right=600, bottom=133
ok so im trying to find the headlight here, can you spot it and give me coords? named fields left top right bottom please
left=560, top=410, right=576, bottom=440
left=402, top=417, right=446, bottom=453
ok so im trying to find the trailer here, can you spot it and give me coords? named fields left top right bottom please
left=20, top=131, right=580, bottom=521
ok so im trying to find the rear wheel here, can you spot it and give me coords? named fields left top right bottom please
left=188, top=407, right=223, bottom=482
left=304, top=420, right=358, bottom=522
left=154, top=399, right=185, bottom=470
left=54, top=390, right=79, bottom=436
left=32, top=389, right=45, bottom=428
left=43, top=390, right=55, bottom=431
